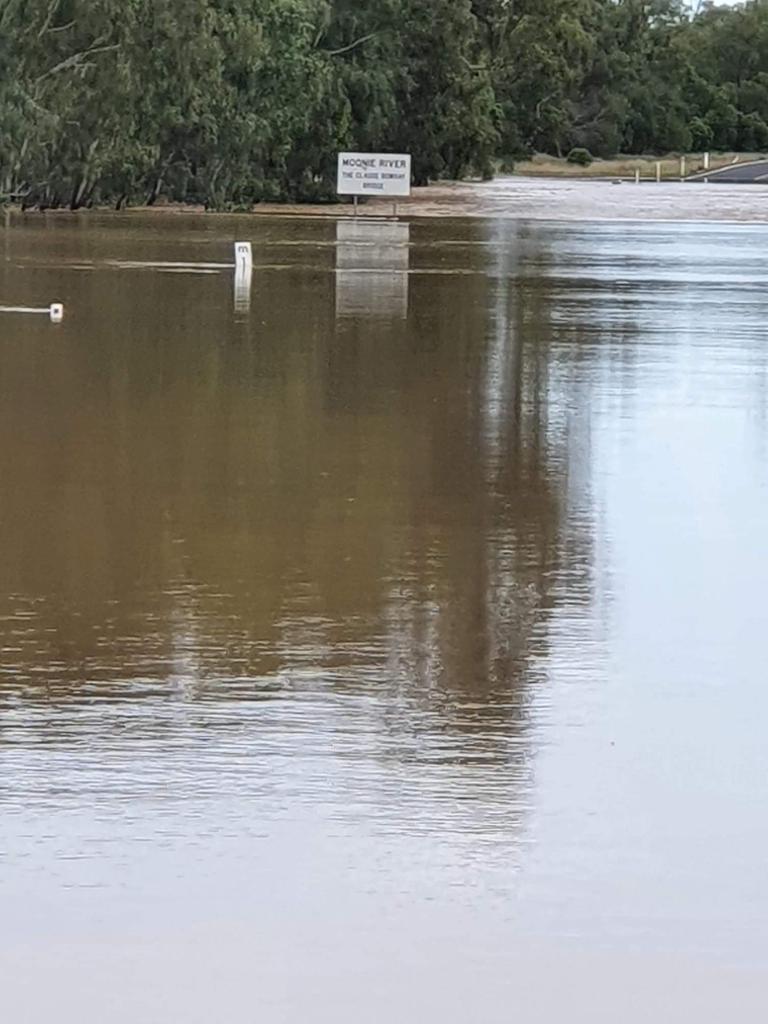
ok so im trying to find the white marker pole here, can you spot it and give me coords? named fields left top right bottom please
left=234, top=242, right=253, bottom=279
left=635, top=169, right=640, bottom=185
left=680, top=156, right=686, bottom=180
left=233, top=242, right=253, bottom=315
left=656, top=161, right=662, bottom=183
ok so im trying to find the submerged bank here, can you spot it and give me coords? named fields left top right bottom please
left=257, top=176, right=768, bottom=223
left=10, top=176, right=768, bottom=224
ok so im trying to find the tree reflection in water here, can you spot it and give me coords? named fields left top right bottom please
left=0, top=217, right=598, bottom=845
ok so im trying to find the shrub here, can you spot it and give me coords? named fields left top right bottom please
left=737, top=112, right=768, bottom=151
left=566, top=147, right=594, bottom=166
left=688, top=116, right=714, bottom=151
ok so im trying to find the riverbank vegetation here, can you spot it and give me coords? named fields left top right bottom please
left=1, top=0, right=767, bottom=209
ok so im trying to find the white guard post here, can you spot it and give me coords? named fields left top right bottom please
left=234, top=242, right=253, bottom=279
left=233, top=242, right=253, bottom=314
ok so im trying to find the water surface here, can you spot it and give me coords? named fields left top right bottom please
left=1, top=211, right=767, bottom=1022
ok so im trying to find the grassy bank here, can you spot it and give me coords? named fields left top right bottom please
left=513, top=153, right=766, bottom=180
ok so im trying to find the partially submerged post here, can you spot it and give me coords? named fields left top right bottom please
left=233, top=242, right=253, bottom=314
left=234, top=242, right=252, bottom=279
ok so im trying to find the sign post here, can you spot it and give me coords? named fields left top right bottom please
left=336, top=153, right=412, bottom=216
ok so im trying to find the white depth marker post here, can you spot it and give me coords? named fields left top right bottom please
left=233, top=242, right=253, bottom=314
left=234, top=242, right=253, bottom=279
left=656, top=161, right=662, bottom=183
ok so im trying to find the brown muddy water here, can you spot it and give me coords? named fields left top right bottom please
left=1, top=207, right=767, bottom=1022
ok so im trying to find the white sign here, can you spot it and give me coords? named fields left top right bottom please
left=337, top=152, right=412, bottom=198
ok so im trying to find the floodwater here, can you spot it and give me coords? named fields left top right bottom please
left=265, top=175, right=768, bottom=223
left=1, top=207, right=767, bottom=1022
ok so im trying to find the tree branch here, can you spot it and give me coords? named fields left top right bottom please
left=461, top=55, right=488, bottom=72
left=37, top=0, right=58, bottom=38
left=35, top=42, right=118, bottom=86
left=324, top=34, right=375, bottom=57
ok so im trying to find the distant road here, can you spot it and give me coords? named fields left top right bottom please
left=688, top=160, right=768, bottom=184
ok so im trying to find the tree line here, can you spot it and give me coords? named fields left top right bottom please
left=1, top=0, right=767, bottom=209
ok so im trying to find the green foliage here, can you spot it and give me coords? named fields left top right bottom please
left=566, top=147, right=593, bottom=166
left=394, top=0, right=496, bottom=184
left=688, top=116, right=714, bottom=152
left=1, top=0, right=767, bottom=206
left=738, top=112, right=768, bottom=152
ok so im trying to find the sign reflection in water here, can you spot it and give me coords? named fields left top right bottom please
left=335, top=219, right=410, bottom=319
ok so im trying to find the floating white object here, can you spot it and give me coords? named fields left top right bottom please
left=0, top=303, right=64, bottom=321
left=107, top=260, right=231, bottom=271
